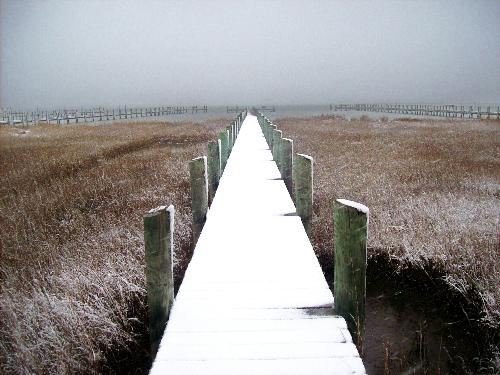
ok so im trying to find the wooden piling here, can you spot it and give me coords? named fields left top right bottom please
left=281, top=138, right=293, bottom=195
left=266, top=121, right=273, bottom=145
left=207, top=140, right=221, bottom=205
left=272, top=129, right=283, bottom=173
left=227, top=125, right=233, bottom=154
left=219, top=130, right=229, bottom=172
left=293, top=154, right=313, bottom=237
left=144, top=205, right=175, bottom=357
left=269, top=124, right=277, bottom=150
left=189, top=156, right=208, bottom=246
left=332, top=199, right=368, bottom=348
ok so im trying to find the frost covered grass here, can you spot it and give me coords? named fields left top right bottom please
left=0, top=120, right=225, bottom=374
left=277, top=116, right=499, bottom=328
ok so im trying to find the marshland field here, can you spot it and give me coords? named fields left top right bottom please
left=0, top=115, right=499, bottom=374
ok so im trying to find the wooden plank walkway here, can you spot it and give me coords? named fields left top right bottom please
left=149, top=114, right=366, bottom=375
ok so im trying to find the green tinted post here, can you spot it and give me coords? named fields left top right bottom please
left=293, top=154, right=313, bottom=237
left=281, top=138, right=293, bottom=195
left=333, top=199, right=368, bottom=348
left=189, top=157, right=208, bottom=247
left=207, top=140, right=221, bottom=205
left=272, top=129, right=283, bottom=174
left=144, top=205, right=175, bottom=357
left=219, top=130, right=229, bottom=172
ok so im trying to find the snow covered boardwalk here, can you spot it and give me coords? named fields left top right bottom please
left=149, top=114, right=366, bottom=375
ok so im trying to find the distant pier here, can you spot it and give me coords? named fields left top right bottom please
left=0, top=105, right=209, bottom=126
left=330, top=103, right=500, bottom=119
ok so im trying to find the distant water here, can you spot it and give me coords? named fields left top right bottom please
left=116, top=105, right=333, bottom=123
left=169, top=105, right=332, bottom=123
left=143, top=105, right=334, bottom=122
left=137, top=104, right=401, bottom=123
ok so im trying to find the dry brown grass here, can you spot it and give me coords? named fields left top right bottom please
left=276, top=116, right=500, bottom=328
left=0, top=120, right=225, bottom=374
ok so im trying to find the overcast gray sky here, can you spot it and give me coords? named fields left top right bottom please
left=1, top=0, right=499, bottom=108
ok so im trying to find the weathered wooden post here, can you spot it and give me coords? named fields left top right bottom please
left=260, top=116, right=268, bottom=141
left=266, top=121, right=273, bottom=145
left=269, top=124, right=277, bottom=150
left=144, top=205, right=175, bottom=357
left=293, top=154, right=313, bottom=237
left=332, top=199, right=368, bottom=349
left=281, top=138, right=293, bottom=195
left=219, top=130, right=229, bottom=172
left=189, top=157, right=208, bottom=247
left=258, top=113, right=264, bottom=133
left=227, top=125, right=233, bottom=155
left=207, top=140, right=221, bottom=205
left=272, top=129, right=283, bottom=173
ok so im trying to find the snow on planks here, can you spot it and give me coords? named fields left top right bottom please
left=149, top=114, right=366, bottom=375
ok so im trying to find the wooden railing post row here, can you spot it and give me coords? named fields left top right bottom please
left=207, top=140, right=221, bottom=205
left=189, top=156, right=208, bottom=247
left=293, top=154, right=313, bottom=237
left=144, top=205, right=175, bottom=357
left=281, top=138, right=293, bottom=195
left=332, top=199, right=368, bottom=349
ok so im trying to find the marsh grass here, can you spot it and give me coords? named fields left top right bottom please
left=0, top=120, right=225, bottom=374
left=277, top=116, right=499, bottom=332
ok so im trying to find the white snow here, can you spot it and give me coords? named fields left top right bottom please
left=146, top=205, right=168, bottom=215
left=336, top=198, right=369, bottom=214
left=296, top=153, right=313, bottom=161
left=149, top=114, right=366, bottom=375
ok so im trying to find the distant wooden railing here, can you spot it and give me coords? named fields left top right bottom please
left=0, top=105, right=209, bottom=125
left=331, top=103, right=500, bottom=119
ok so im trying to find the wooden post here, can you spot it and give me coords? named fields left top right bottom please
left=259, top=115, right=266, bottom=139
left=266, top=121, right=273, bottom=145
left=227, top=125, right=233, bottom=155
left=207, top=140, right=221, bottom=205
left=144, top=205, right=175, bottom=357
left=332, top=199, right=368, bottom=349
left=189, top=157, right=208, bottom=247
left=293, top=154, right=313, bottom=237
left=269, top=124, right=277, bottom=150
left=257, top=115, right=264, bottom=135
left=281, top=138, right=293, bottom=195
left=265, top=119, right=270, bottom=142
left=272, top=129, right=283, bottom=173
left=219, top=130, right=229, bottom=172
